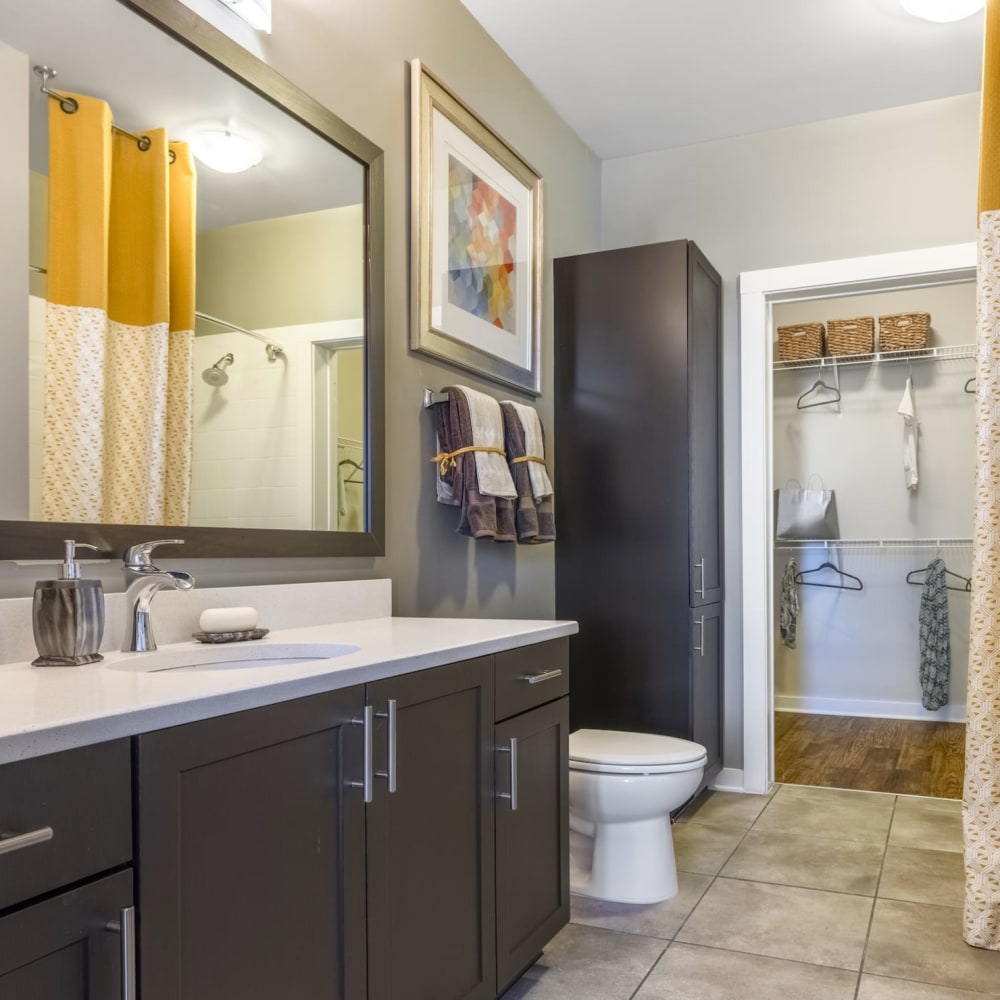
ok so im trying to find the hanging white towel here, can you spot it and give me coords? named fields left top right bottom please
left=499, top=400, right=554, bottom=501
left=450, top=386, right=517, bottom=499
left=898, top=377, right=919, bottom=491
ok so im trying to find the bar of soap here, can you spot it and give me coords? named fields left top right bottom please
left=199, top=607, right=258, bottom=633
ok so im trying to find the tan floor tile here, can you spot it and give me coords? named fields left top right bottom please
left=673, top=820, right=748, bottom=875
left=675, top=789, right=776, bottom=830
left=878, top=846, right=965, bottom=907
left=634, top=942, right=859, bottom=999
left=751, top=784, right=895, bottom=845
left=864, top=899, right=1000, bottom=995
left=569, top=873, right=712, bottom=940
left=889, top=796, right=963, bottom=853
left=859, top=974, right=998, bottom=999
left=720, top=828, right=884, bottom=895
left=676, top=877, right=873, bottom=970
left=502, top=922, right=666, bottom=1000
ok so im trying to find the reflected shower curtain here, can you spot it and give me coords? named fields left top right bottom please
left=966, top=0, right=1000, bottom=951
left=41, top=91, right=195, bottom=526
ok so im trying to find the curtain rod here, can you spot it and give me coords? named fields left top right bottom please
left=33, top=65, right=177, bottom=163
left=28, top=265, right=284, bottom=357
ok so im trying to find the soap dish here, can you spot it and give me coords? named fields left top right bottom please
left=192, top=627, right=270, bottom=644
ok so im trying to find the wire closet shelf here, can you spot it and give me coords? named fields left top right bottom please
left=774, top=537, right=972, bottom=550
left=773, top=343, right=975, bottom=372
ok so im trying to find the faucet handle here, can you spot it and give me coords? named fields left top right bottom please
left=123, top=539, right=185, bottom=570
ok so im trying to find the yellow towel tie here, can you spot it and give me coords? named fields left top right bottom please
left=431, top=445, right=506, bottom=475
left=511, top=455, right=546, bottom=466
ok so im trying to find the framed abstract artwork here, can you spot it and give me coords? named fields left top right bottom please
left=410, top=60, right=543, bottom=395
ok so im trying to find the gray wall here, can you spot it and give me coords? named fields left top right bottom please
left=0, top=0, right=602, bottom=613
left=601, top=92, right=981, bottom=771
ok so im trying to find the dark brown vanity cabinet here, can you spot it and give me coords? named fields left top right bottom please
left=554, top=239, right=724, bottom=785
left=0, top=740, right=134, bottom=998
left=136, top=686, right=368, bottom=1000
left=365, top=655, right=496, bottom=1000
left=494, top=643, right=570, bottom=995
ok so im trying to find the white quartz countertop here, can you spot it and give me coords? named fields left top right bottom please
left=0, top=616, right=577, bottom=764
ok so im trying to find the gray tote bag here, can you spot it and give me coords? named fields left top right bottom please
left=774, top=476, right=840, bottom=540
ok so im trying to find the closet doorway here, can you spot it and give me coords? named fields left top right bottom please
left=739, top=244, right=977, bottom=798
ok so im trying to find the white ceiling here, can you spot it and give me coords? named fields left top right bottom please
left=460, top=0, right=985, bottom=160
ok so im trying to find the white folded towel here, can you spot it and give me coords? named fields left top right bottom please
left=452, top=386, right=517, bottom=499
left=500, top=400, right=553, bottom=500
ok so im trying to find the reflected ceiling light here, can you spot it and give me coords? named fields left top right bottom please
left=216, top=0, right=271, bottom=33
left=189, top=130, right=263, bottom=173
left=899, top=0, right=984, bottom=22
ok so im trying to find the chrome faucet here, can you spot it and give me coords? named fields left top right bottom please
left=121, top=539, right=196, bottom=652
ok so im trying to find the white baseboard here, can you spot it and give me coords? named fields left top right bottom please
left=709, top=767, right=746, bottom=793
left=775, top=694, right=966, bottom=724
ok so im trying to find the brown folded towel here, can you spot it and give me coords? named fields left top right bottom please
left=500, top=402, right=555, bottom=544
left=434, top=388, right=516, bottom=542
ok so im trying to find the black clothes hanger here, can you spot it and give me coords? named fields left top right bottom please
left=906, top=566, right=971, bottom=593
left=796, top=377, right=841, bottom=410
left=964, top=378, right=976, bottom=394
left=793, top=561, right=863, bottom=591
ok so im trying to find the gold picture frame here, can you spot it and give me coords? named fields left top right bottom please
left=410, top=60, right=543, bottom=395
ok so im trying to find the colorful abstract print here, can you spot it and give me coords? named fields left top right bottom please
left=447, top=156, right=517, bottom=332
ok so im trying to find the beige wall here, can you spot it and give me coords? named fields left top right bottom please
left=0, top=0, right=602, bottom=612
left=602, top=92, right=981, bottom=770
left=197, top=205, right=364, bottom=330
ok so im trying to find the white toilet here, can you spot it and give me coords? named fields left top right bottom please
left=568, top=729, right=707, bottom=904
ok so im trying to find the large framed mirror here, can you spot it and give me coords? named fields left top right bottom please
left=0, top=0, right=385, bottom=559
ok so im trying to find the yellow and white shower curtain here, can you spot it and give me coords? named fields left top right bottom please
left=966, top=0, right=1000, bottom=951
left=41, top=91, right=196, bottom=526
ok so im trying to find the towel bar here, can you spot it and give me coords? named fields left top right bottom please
left=423, top=389, right=450, bottom=407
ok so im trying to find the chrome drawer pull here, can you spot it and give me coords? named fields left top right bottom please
left=694, top=616, right=706, bottom=658
left=523, top=668, right=563, bottom=685
left=349, top=705, right=374, bottom=802
left=497, top=737, right=518, bottom=811
left=107, top=906, right=136, bottom=1000
left=375, top=698, right=397, bottom=794
left=0, top=826, right=53, bottom=855
left=694, top=558, right=706, bottom=598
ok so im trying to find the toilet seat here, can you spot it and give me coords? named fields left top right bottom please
left=569, top=729, right=708, bottom=775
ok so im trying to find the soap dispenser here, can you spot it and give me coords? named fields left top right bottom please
left=32, top=540, right=105, bottom=667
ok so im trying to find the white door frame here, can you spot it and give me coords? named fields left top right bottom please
left=738, top=242, right=977, bottom=795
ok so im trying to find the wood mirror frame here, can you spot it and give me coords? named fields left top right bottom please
left=0, top=0, right=385, bottom=560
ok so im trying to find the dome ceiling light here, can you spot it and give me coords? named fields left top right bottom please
left=900, top=0, right=985, bottom=22
left=189, top=130, right=264, bottom=174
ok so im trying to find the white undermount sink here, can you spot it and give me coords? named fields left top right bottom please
left=108, top=640, right=360, bottom=673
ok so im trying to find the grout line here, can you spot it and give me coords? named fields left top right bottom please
left=627, top=943, right=670, bottom=1000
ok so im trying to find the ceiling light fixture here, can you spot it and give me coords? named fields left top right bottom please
left=899, top=0, right=984, bottom=22
left=216, top=0, right=272, bottom=33
left=189, top=130, right=263, bottom=173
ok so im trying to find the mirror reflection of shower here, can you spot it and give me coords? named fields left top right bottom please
left=202, top=353, right=234, bottom=386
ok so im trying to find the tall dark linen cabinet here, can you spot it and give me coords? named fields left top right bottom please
left=554, top=240, right=724, bottom=783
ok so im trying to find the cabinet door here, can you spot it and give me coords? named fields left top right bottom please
left=688, top=244, right=723, bottom=607
left=366, top=656, right=495, bottom=1000
left=136, top=687, right=367, bottom=1000
left=691, top=603, right=723, bottom=776
left=0, top=869, right=132, bottom=999
left=495, top=697, right=569, bottom=994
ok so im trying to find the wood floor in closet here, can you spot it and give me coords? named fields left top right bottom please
left=774, top=711, right=965, bottom=799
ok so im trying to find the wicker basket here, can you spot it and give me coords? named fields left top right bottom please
left=878, top=313, right=930, bottom=353
left=777, top=322, right=825, bottom=361
left=826, top=317, right=874, bottom=357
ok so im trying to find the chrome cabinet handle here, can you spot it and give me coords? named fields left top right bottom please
left=0, top=826, right=53, bottom=855
left=375, top=698, right=397, bottom=794
left=523, top=668, right=562, bottom=685
left=498, top=737, right=518, bottom=811
left=693, top=617, right=705, bottom=658
left=107, top=906, right=136, bottom=1000
left=694, top=558, right=706, bottom=598
left=349, top=705, right=374, bottom=802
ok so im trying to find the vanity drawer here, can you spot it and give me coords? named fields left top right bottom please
left=0, top=739, right=132, bottom=910
left=495, top=638, right=569, bottom=721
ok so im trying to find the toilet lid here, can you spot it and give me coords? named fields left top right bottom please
left=569, top=729, right=707, bottom=768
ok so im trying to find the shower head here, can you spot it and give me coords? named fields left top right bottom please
left=202, top=353, right=234, bottom=386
